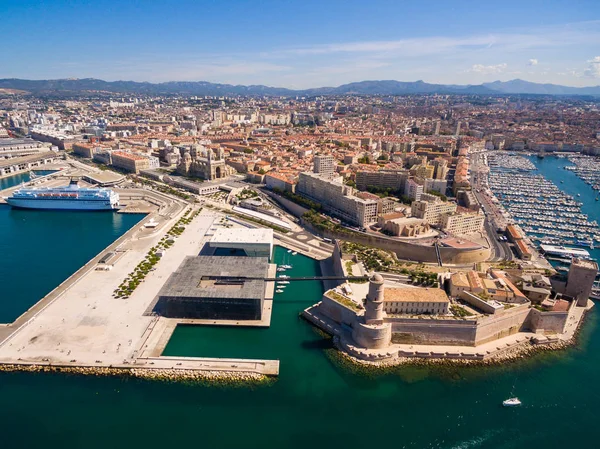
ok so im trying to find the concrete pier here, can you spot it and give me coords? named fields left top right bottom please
left=0, top=200, right=280, bottom=379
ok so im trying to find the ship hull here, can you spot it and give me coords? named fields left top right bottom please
left=6, top=198, right=118, bottom=210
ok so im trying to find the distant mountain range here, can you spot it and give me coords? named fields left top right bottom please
left=1, top=78, right=599, bottom=97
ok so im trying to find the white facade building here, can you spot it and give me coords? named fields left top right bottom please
left=313, top=154, right=336, bottom=177
left=209, top=228, right=274, bottom=261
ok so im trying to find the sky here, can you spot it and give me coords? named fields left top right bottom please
left=1, top=0, right=600, bottom=88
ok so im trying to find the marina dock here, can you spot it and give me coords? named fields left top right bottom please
left=488, top=153, right=600, bottom=250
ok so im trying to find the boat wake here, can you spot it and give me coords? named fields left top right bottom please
left=448, top=430, right=500, bottom=449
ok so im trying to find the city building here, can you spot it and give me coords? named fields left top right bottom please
left=431, top=158, right=449, bottom=180
left=411, top=198, right=457, bottom=226
left=111, top=151, right=150, bottom=174
left=423, top=178, right=448, bottom=195
left=413, top=163, right=435, bottom=180
left=264, top=172, right=296, bottom=193
left=208, top=228, right=273, bottom=261
left=0, top=152, right=62, bottom=176
left=404, top=177, right=424, bottom=201
left=439, top=211, right=484, bottom=235
left=453, top=156, right=470, bottom=194
left=355, top=169, right=408, bottom=192
left=505, top=224, right=523, bottom=243
left=297, top=172, right=378, bottom=227
left=520, top=274, right=552, bottom=304
left=72, top=142, right=96, bottom=159
left=313, top=154, right=336, bottom=177
left=30, top=130, right=79, bottom=150
left=0, top=138, right=50, bottom=159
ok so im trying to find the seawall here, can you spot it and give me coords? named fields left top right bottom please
left=302, top=221, right=491, bottom=264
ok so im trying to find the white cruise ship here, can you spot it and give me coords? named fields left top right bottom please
left=5, top=180, right=119, bottom=211
left=539, top=244, right=590, bottom=259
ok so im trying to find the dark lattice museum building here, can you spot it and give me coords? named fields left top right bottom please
left=155, top=256, right=269, bottom=320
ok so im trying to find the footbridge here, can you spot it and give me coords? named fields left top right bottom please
left=210, top=276, right=370, bottom=283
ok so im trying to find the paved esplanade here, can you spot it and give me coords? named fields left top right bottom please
left=0, top=208, right=280, bottom=373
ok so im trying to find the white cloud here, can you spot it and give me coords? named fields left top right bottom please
left=469, top=63, right=508, bottom=74
left=267, top=22, right=600, bottom=60
left=584, top=56, right=600, bottom=78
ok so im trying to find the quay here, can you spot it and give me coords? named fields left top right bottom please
left=0, top=192, right=281, bottom=379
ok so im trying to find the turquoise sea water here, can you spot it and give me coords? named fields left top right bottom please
left=0, top=170, right=56, bottom=191
left=0, top=208, right=144, bottom=322
left=1, top=159, right=600, bottom=448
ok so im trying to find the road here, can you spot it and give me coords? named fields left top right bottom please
left=470, top=151, right=513, bottom=261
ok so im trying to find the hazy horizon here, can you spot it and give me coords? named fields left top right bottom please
left=2, top=76, right=600, bottom=90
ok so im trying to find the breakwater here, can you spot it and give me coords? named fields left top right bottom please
left=0, top=364, right=269, bottom=384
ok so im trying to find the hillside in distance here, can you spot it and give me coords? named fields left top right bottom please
left=482, top=79, right=600, bottom=96
left=0, top=78, right=599, bottom=96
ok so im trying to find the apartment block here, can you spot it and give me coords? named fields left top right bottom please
left=440, top=211, right=485, bottom=235
left=411, top=198, right=457, bottom=226
left=313, top=154, right=336, bottom=177
left=355, top=169, right=408, bottom=192
left=111, top=151, right=150, bottom=173
left=297, top=172, right=378, bottom=227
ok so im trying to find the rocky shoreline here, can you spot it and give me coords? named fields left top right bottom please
left=0, top=364, right=273, bottom=386
left=330, top=331, right=577, bottom=370
left=321, top=305, right=594, bottom=372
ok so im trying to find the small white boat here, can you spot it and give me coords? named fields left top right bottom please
left=502, top=397, right=522, bottom=407
left=292, top=251, right=298, bottom=255
left=276, top=289, right=284, bottom=293
left=282, top=265, right=293, bottom=269
left=287, top=249, right=292, bottom=253
left=277, top=267, right=287, bottom=272
left=279, top=275, right=290, bottom=279
left=278, top=281, right=290, bottom=285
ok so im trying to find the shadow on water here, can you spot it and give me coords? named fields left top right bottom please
left=300, top=337, right=334, bottom=351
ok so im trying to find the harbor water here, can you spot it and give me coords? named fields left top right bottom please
left=530, top=155, right=600, bottom=263
left=0, top=170, right=56, bottom=191
left=0, top=208, right=144, bottom=322
left=1, top=172, right=600, bottom=447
